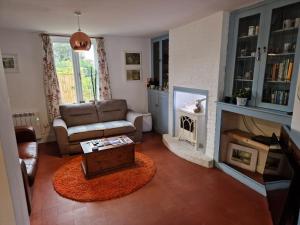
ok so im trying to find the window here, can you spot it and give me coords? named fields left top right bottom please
left=52, top=37, right=98, bottom=104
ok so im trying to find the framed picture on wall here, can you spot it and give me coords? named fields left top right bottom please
left=125, top=52, right=141, bottom=65
left=226, top=143, right=258, bottom=172
left=126, top=69, right=141, bottom=81
left=124, top=51, right=142, bottom=81
left=2, top=54, right=19, bottom=73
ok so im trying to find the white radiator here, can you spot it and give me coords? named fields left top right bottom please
left=12, top=112, right=42, bottom=139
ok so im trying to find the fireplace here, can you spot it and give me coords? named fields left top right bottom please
left=162, top=86, right=213, bottom=168
left=177, top=106, right=205, bottom=150
left=173, top=87, right=207, bottom=152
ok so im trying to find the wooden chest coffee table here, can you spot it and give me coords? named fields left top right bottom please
left=80, top=135, right=135, bottom=179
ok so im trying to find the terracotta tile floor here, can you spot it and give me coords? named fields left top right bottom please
left=30, top=133, right=273, bottom=225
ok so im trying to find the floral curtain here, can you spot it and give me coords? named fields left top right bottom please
left=41, top=34, right=61, bottom=123
left=96, top=38, right=112, bottom=100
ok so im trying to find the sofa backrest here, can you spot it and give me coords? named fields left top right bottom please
left=96, top=99, right=127, bottom=122
left=59, top=103, right=98, bottom=127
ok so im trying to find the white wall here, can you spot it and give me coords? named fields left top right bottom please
left=0, top=29, right=50, bottom=140
left=169, top=11, right=229, bottom=158
left=0, top=29, right=151, bottom=141
left=0, top=50, right=30, bottom=225
left=104, top=36, right=151, bottom=113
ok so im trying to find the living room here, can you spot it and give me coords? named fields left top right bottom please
left=1, top=0, right=300, bottom=225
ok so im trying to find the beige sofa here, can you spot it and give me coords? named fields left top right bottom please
left=53, top=99, right=143, bottom=155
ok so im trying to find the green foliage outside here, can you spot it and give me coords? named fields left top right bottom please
left=53, top=43, right=97, bottom=103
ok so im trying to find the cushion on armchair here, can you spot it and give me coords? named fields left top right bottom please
left=18, top=142, right=38, bottom=159
left=15, top=126, right=38, bottom=186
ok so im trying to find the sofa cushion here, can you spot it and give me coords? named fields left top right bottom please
left=96, top=100, right=127, bottom=122
left=68, top=124, right=104, bottom=142
left=101, top=120, right=136, bottom=137
left=18, top=142, right=38, bottom=159
left=60, top=103, right=98, bottom=127
left=68, top=120, right=135, bottom=142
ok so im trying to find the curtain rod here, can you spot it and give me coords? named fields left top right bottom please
left=41, top=33, right=103, bottom=39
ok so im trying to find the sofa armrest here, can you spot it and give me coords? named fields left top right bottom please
left=126, top=110, right=143, bottom=133
left=53, top=118, right=69, bottom=154
left=15, top=126, right=36, bottom=143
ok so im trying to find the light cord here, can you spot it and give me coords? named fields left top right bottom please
left=251, top=117, right=267, bottom=136
left=75, top=11, right=81, bottom=31
left=242, top=115, right=255, bottom=135
left=77, top=14, right=81, bottom=31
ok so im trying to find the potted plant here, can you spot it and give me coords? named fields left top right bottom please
left=147, top=78, right=159, bottom=89
left=235, top=88, right=250, bottom=106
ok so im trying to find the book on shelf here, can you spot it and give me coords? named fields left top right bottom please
left=278, top=62, right=284, bottom=80
left=271, top=64, right=279, bottom=80
left=271, top=90, right=289, bottom=105
left=270, top=59, right=293, bottom=81
left=287, top=61, right=293, bottom=81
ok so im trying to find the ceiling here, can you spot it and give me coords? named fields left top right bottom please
left=0, top=0, right=260, bottom=37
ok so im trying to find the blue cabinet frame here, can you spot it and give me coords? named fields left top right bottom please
left=148, top=89, right=169, bottom=134
left=214, top=102, right=292, bottom=195
left=149, top=34, right=169, bottom=134
left=225, top=0, right=300, bottom=112
left=225, top=7, right=266, bottom=106
left=151, top=34, right=169, bottom=87
left=255, top=0, right=300, bottom=112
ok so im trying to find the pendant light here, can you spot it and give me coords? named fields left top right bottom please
left=70, top=11, right=91, bottom=52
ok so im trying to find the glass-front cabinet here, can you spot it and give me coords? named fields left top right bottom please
left=257, top=1, right=300, bottom=111
left=151, top=35, right=169, bottom=89
left=231, top=10, right=264, bottom=105
left=225, top=0, right=300, bottom=112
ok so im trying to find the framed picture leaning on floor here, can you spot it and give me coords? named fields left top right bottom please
left=226, top=143, right=258, bottom=172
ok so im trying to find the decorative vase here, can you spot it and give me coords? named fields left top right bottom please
left=236, top=97, right=247, bottom=106
left=193, top=99, right=203, bottom=113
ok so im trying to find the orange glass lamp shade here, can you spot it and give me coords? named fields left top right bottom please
left=70, top=31, right=91, bottom=52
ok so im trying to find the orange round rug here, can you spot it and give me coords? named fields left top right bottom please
left=53, top=152, right=156, bottom=202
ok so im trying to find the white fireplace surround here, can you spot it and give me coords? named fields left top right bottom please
left=163, top=86, right=214, bottom=168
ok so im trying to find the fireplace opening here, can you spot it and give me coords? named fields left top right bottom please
left=180, top=116, right=194, bottom=132
left=173, top=87, right=208, bottom=152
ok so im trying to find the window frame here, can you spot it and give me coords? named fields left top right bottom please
left=51, top=36, right=99, bottom=104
